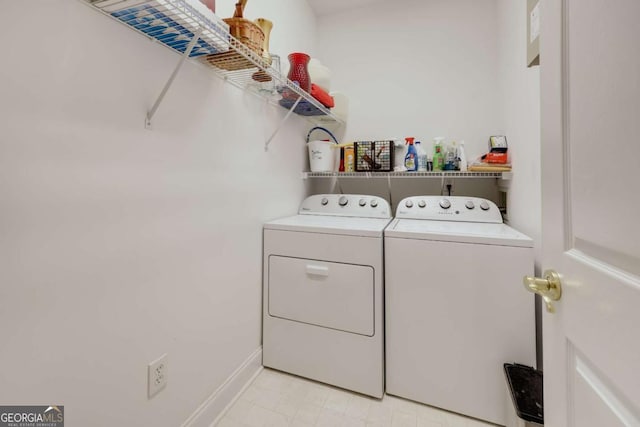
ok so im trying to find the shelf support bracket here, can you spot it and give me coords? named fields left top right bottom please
left=264, top=96, right=303, bottom=151
left=146, top=28, right=204, bottom=129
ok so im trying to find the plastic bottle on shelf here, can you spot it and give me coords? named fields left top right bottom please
left=344, top=146, right=355, bottom=172
left=433, top=137, right=445, bottom=171
left=393, top=139, right=407, bottom=171
left=404, top=137, right=418, bottom=171
left=416, top=141, right=428, bottom=171
left=330, top=92, right=349, bottom=122
left=308, top=58, right=331, bottom=93
left=445, top=141, right=457, bottom=170
left=458, top=140, right=468, bottom=172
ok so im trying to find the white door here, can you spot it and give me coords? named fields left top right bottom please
left=539, top=0, right=640, bottom=426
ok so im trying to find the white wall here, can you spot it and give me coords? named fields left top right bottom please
left=316, top=0, right=502, bottom=160
left=314, top=0, right=541, bottom=249
left=495, top=0, right=542, bottom=368
left=496, top=0, right=542, bottom=265
left=0, top=1, right=316, bottom=425
left=312, top=0, right=503, bottom=206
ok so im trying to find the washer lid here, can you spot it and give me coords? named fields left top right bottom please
left=385, top=219, right=533, bottom=247
left=265, top=214, right=392, bottom=237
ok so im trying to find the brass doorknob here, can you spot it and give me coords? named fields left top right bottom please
left=523, top=269, right=563, bottom=313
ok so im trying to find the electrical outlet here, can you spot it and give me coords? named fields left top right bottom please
left=147, top=353, right=168, bottom=398
left=443, top=178, right=454, bottom=196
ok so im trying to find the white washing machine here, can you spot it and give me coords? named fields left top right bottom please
left=385, top=196, right=535, bottom=425
left=263, top=194, right=392, bottom=398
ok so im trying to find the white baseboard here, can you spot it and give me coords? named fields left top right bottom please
left=181, top=347, right=263, bottom=427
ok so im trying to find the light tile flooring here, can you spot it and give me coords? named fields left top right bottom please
left=216, top=368, right=496, bottom=427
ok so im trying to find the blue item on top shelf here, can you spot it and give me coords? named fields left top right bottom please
left=278, top=98, right=327, bottom=116
left=111, top=3, right=226, bottom=57
left=277, top=86, right=332, bottom=117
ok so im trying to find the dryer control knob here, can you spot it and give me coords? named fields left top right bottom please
left=439, top=199, right=451, bottom=209
left=480, top=201, right=490, bottom=211
left=359, top=198, right=367, bottom=207
left=405, top=200, right=414, bottom=208
left=339, top=196, right=349, bottom=206
left=370, top=199, right=379, bottom=208
left=465, top=200, right=475, bottom=210
left=418, top=200, right=426, bottom=208
left=321, top=197, right=329, bottom=206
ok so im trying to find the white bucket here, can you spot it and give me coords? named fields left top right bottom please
left=307, top=140, right=336, bottom=172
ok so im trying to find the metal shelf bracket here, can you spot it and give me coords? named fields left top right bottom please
left=264, top=96, right=303, bottom=151
left=146, top=29, right=204, bottom=129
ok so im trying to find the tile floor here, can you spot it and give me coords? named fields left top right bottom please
left=216, top=368, right=496, bottom=427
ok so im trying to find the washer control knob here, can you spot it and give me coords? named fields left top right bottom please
left=480, top=201, right=490, bottom=211
left=418, top=200, right=426, bottom=208
left=370, top=199, right=379, bottom=208
left=439, top=199, right=451, bottom=209
left=359, top=198, right=367, bottom=207
left=338, top=196, right=349, bottom=206
left=465, top=200, right=475, bottom=210
left=405, top=200, right=414, bottom=208
left=321, top=197, right=329, bottom=206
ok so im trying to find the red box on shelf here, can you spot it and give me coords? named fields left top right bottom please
left=310, top=84, right=334, bottom=108
left=484, top=152, right=508, bottom=164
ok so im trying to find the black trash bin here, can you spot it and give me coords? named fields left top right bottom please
left=504, top=363, right=544, bottom=426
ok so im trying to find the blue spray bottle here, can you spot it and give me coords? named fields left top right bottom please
left=404, top=137, right=418, bottom=171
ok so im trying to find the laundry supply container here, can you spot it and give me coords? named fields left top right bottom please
left=504, top=363, right=544, bottom=427
left=306, top=126, right=339, bottom=172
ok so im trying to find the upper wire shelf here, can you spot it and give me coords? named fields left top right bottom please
left=84, top=0, right=344, bottom=125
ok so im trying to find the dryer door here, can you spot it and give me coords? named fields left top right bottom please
left=268, top=256, right=375, bottom=336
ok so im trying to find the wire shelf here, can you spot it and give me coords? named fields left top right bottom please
left=303, top=171, right=509, bottom=179
left=84, top=0, right=344, bottom=124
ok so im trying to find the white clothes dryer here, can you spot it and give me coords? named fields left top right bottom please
left=263, top=194, right=392, bottom=398
left=385, top=196, right=535, bottom=424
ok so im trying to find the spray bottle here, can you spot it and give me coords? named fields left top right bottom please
left=404, top=137, right=418, bottom=171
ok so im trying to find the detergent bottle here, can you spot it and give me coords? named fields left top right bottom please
left=404, top=137, right=418, bottom=171
left=433, top=138, right=445, bottom=171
